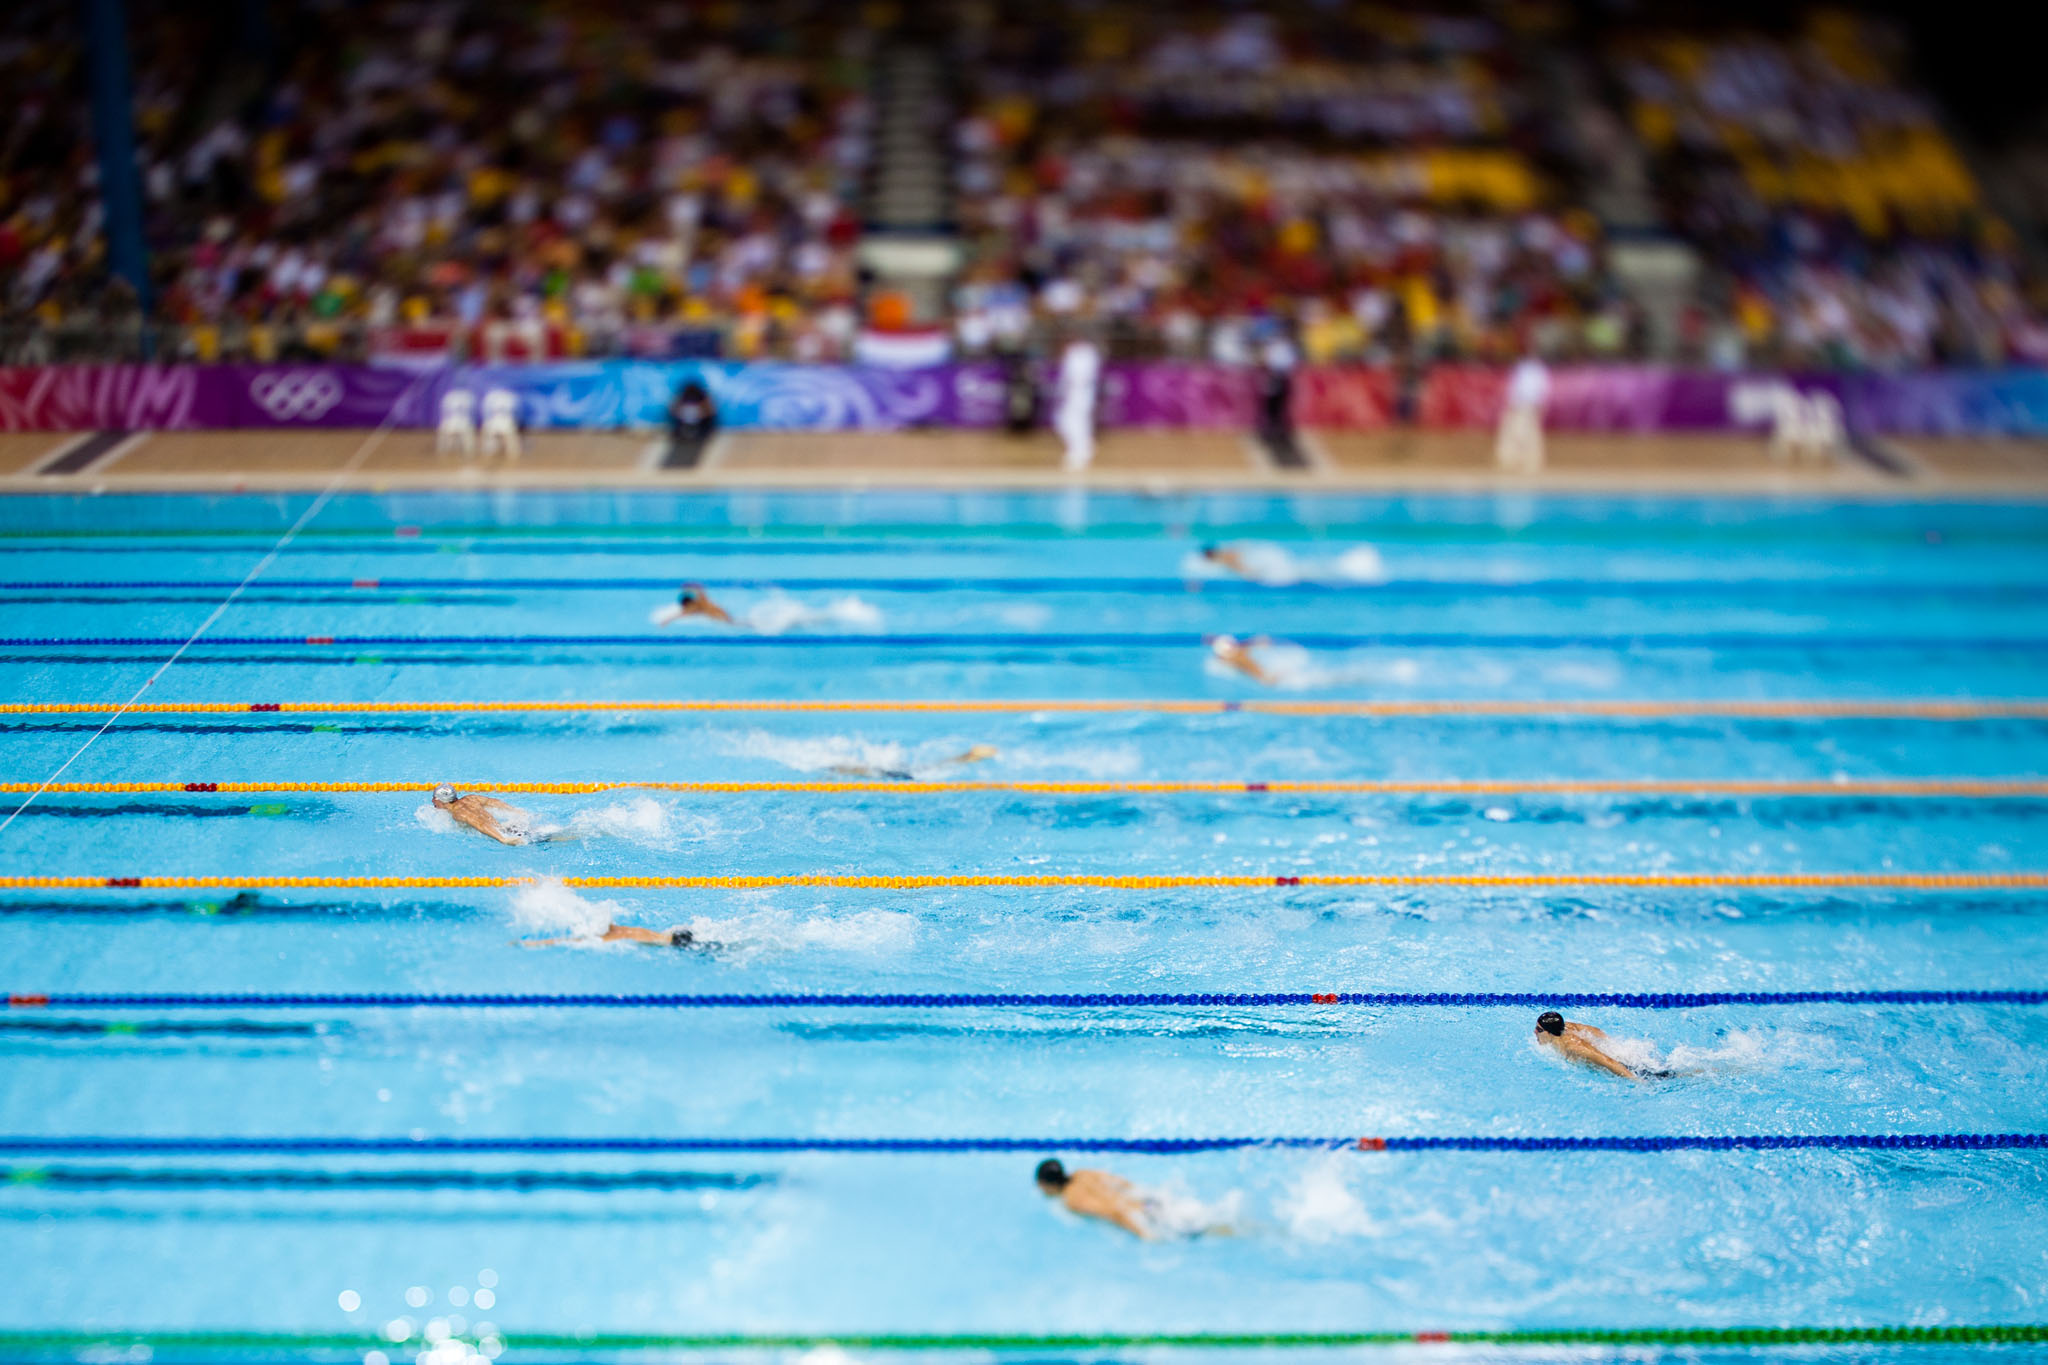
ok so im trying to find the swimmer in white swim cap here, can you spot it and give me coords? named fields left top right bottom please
left=431, top=783, right=542, bottom=846
left=1206, top=633, right=1276, bottom=686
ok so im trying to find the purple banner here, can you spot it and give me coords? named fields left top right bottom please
left=4, top=362, right=2047, bottom=436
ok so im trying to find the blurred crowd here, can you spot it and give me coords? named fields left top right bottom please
left=2, top=0, right=871, bottom=363
left=948, top=1, right=1641, bottom=364
left=3, top=0, right=2045, bottom=370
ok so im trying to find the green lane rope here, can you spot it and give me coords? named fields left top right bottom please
left=0, top=1326, right=2039, bottom=1351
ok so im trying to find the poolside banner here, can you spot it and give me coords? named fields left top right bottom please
left=4, top=362, right=2048, bottom=435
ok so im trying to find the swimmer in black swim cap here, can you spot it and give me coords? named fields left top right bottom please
left=525, top=920, right=714, bottom=950
left=1534, top=1011, right=1670, bottom=1081
left=1198, top=544, right=1253, bottom=577
left=655, top=582, right=733, bottom=625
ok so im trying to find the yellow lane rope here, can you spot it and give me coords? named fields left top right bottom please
left=17, top=873, right=2048, bottom=891
left=10, top=780, right=2048, bottom=797
left=2, top=700, right=2047, bottom=718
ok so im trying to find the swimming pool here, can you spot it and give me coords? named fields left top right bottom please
left=0, top=489, right=2044, bottom=1363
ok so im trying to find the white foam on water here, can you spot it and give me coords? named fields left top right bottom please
left=998, top=601, right=1054, bottom=629
left=1329, top=544, right=1387, bottom=583
left=1141, top=1181, right=1245, bottom=1239
left=1276, top=1155, right=1382, bottom=1241
left=648, top=604, right=685, bottom=626
left=414, top=803, right=460, bottom=835
left=507, top=878, right=621, bottom=937
left=1002, top=743, right=1143, bottom=779
left=562, top=796, right=673, bottom=846
left=1665, top=1028, right=1793, bottom=1073
left=742, top=593, right=884, bottom=636
left=725, top=729, right=915, bottom=775
left=682, top=906, right=920, bottom=959
left=1181, top=542, right=1385, bottom=586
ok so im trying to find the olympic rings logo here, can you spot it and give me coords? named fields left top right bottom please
left=249, top=371, right=345, bottom=422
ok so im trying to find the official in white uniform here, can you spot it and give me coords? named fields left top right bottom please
left=1056, top=337, right=1102, bottom=472
left=1496, top=356, right=1550, bottom=473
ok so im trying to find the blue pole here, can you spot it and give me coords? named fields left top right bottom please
left=84, top=0, right=151, bottom=314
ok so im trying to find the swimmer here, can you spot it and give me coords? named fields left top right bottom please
left=653, top=583, right=733, bottom=626
left=524, top=921, right=711, bottom=950
left=1534, top=1011, right=1674, bottom=1081
left=828, top=744, right=1001, bottom=781
left=1035, top=1158, right=1235, bottom=1240
left=432, top=784, right=544, bottom=846
left=1035, top=1158, right=1159, bottom=1239
left=1199, top=543, right=1254, bottom=578
left=1206, top=633, right=1276, bottom=685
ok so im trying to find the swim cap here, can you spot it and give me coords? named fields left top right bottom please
left=433, top=784, right=456, bottom=803
left=1035, top=1158, right=1068, bottom=1189
left=678, top=588, right=698, bottom=605
left=1536, top=1011, right=1565, bottom=1036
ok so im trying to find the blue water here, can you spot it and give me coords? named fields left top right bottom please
left=1, top=490, right=2045, bottom=1359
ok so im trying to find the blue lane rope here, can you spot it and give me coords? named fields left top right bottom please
left=5, top=578, right=2046, bottom=600
left=0, top=1165, right=770, bottom=1191
left=2, top=1134, right=2043, bottom=1156
left=6, top=633, right=2048, bottom=651
left=12, top=990, right=2047, bottom=1010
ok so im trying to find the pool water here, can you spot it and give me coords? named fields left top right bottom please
left=0, top=490, right=2045, bottom=1360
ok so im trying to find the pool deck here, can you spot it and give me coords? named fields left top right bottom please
left=3, top=427, right=2047, bottom=497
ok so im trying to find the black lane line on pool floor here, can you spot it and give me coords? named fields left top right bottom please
left=32, top=432, right=131, bottom=476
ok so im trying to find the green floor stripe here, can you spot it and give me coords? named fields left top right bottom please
left=0, top=1326, right=2041, bottom=1351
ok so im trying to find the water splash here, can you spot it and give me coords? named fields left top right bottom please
left=507, top=878, right=621, bottom=937
left=1277, top=1155, right=1382, bottom=1242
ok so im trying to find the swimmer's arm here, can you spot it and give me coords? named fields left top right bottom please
left=469, top=796, right=524, bottom=814
left=1572, top=1040, right=1640, bottom=1080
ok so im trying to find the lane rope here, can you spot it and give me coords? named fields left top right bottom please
left=5, top=698, right=2043, bottom=718
left=6, top=632, right=2048, bottom=651
left=11, top=990, right=2045, bottom=1010
left=10, top=778, right=2048, bottom=797
left=3, top=1133, right=2043, bottom=1155
left=0, top=1327, right=2041, bottom=1350
left=0, top=380, right=422, bottom=842
left=5, top=872, right=2044, bottom=891
left=8, top=575, right=2046, bottom=599
left=0, top=1165, right=767, bottom=1191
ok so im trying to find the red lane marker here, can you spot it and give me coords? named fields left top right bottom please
left=304, top=636, right=335, bottom=646
left=1246, top=782, right=1270, bottom=792
left=104, top=877, right=141, bottom=888
left=1274, top=875, right=1302, bottom=886
left=395, top=526, right=421, bottom=538
left=352, top=579, right=380, bottom=590
left=182, top=782, right=217, bottom=792
left=1412, top=1332, right=1451, bottom=1344
left=1311, top=993, right=1340, bottom=1004
left=1356, top=1136, right=1388, bottom=1151
left=7, top=994, right=49, bottom=1008
left=249, top=703, right=280, bottom=712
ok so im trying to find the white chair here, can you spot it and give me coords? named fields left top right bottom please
left=435, top=390, right=477, bottom=457
left=479, top=388, right=522, bottom=461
